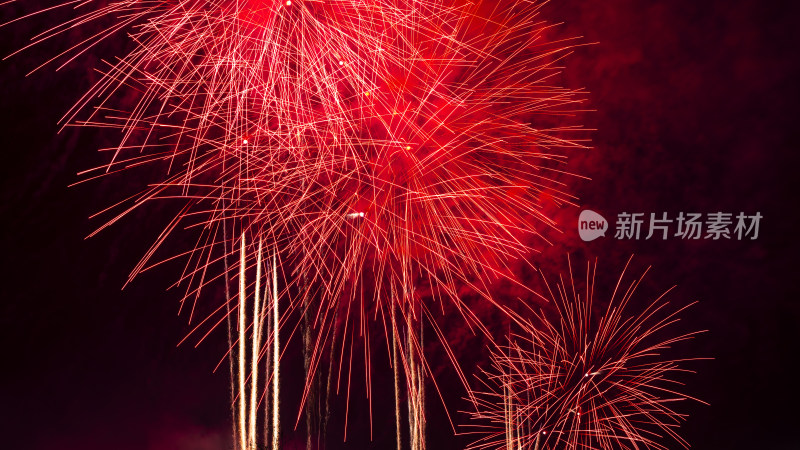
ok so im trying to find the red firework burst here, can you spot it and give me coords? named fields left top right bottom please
left=466, top=257, right=705, bottom=450
left=6, top=0, right=590, bottom=444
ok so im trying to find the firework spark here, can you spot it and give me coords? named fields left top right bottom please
left=466, top=257, right=705, bottom=450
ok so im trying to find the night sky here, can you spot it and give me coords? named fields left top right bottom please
left=1, top=0, right=798, bottom=449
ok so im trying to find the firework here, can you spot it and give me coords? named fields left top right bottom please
left=466, top=257, right=705, bottom=450
left=6, top=0, right=589, bottom=445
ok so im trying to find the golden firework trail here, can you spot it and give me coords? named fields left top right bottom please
left=231, top=233, right=279, bottom=450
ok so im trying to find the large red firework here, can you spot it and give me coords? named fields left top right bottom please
left=466, top=257, right=704, bottom=450
left=6, top=0, right=589, bottom=443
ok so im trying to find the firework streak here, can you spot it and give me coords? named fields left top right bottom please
left=466, top=257, right=705, bottom=450
left=6, top=0, right=589, bottom=446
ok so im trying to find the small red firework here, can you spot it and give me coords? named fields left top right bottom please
left=466, top=257, right=705, bottom=450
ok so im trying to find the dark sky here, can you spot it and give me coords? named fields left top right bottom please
left=1, top=0, right=799, bottom=449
